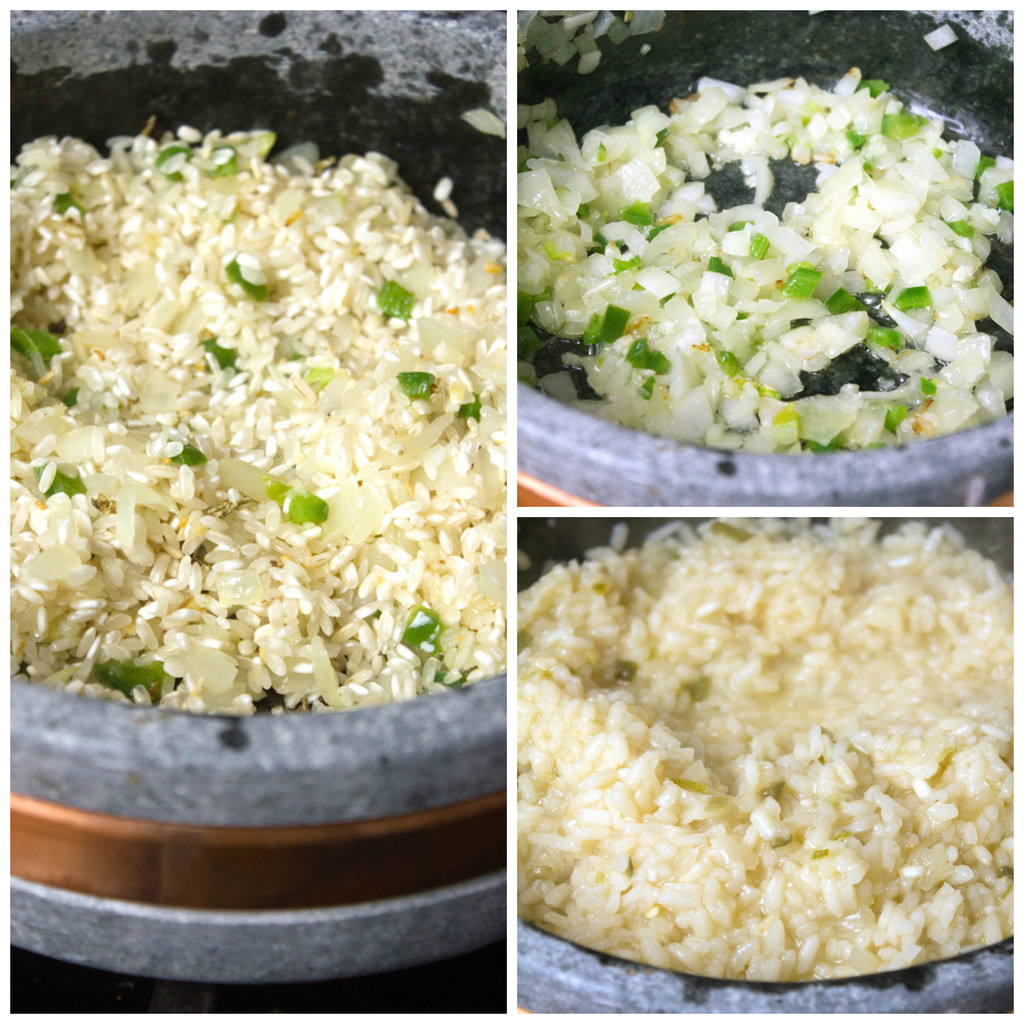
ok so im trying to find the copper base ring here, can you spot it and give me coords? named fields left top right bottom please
left=12, top=789, right=505, bottom=910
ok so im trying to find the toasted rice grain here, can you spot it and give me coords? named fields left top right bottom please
left=12, top=128, right=507, bottom=713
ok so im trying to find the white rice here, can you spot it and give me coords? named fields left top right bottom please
left=11, top=127, right=507, bottom=714
left=518, top=519, right=1012, bottom=981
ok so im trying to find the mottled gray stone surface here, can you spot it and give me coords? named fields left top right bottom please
left=12, top=676, right=505, bottom=825
left=12, top=10, right=506, bottom=237
left=518, top=920, right=1012, bottom=1013
left=14, top=871, right=504, bottom=983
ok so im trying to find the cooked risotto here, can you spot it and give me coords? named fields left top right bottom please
left=518, top=519, right=1012, bottom=981
left=11, top=128, right=507, bottom=713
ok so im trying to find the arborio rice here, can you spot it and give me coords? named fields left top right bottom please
left=11, top=127, right=506, bottom=714
left=518, top=520, right=1012, bottom=981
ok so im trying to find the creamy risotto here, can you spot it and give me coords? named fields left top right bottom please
left=517, top=519, right=1012, bottom=981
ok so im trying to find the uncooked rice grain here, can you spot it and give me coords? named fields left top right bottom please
left=517, top=519, right=1012, bottom=981
left=12, top=127, right=506, bottom=714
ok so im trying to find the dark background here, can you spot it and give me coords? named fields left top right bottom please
left=12, top=941, right=506, bottom=1013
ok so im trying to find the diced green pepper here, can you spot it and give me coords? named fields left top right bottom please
left=263, top=476, right=291, bottom=505
left=647, top=223, right=670, bottom=241
left=857, top=78, right=889, bottom=98
left=286, top=490, right=329, bottom=525
left=715, top=349, right=742, bottom=377
left=577, top=201, right=591, bottom=219
left=749, top=232, right=770, bottom=260
left=646, top=351, right=670, bottom=375
left=226, top=257, right=269, bottom=301
left=825, top=288, right=867, bottom=314
left=61, top=387, right=80, bottom=407
left=620, top=201, right=654, bottom=227
left=867, top=325, right=901, bottom=351
left=377, top=280, right=415, bottom=319
left=626, top=338, right=670, bottom=374
left=976, top=155, right=996, bottom=179
left=687, top=678, right=710, bottom=701
left=613, top=659, right=637, bottom=681
left=54, top=192, right=84, bottom=215
left=457, top=393, right=482, bottom=420
left=11, top=327, right=61, bottom=362
left=846, top=130, right=866, bottom=150
left=781, top=265, right=822, bottom=300
left=728, top=220, right=750, bottom=232
left=655, top=127, right=669, bottom=147
left=305, top=367, right=335, bottom=389
left=517, top=290, right=543, bottom=327
left=772, top=404, right=800, bottom=439
left=518, top=325, right=542, bottom=359
left=210, top=144, right=239, bottom=178
left=945, top=219, right=974, bottom=238
left=881, top=110, right=926, bottom=140
left=707, top=256, right=732, bottom=278
left=920, top=376, right=937, bottom=396
left=202, top=336, right=239, bottom=371
left=155, top=144, right=192, bottom=181
left=397, top=371, right=436, bottom=399
left=587, top=304, right=629, bottom=344
left=638, top=377, right=655, bottom=400
left=34, top=464, right=87, bottom=498
left=995, top=180, right=1013, bottom=212
left=625, top=338, right=650, bottom=368
left=94, top=659, right=166, bottom=701
left=402, top=605, right=443, bottom=654
left=893, top=286, right=931, bottom=311
left=262, top=474, right=328, bottom=525
left=170, top=443, right=207, bottom=467
left=884, top=405, right=907, bottom=432
left=543, top=239, right=571, bottom=261
left=612, top=255, right=642, bottom=274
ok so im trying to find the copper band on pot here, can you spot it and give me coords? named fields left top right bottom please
left=517, top=472, right=599, bottom=508
left=11, top=789, right=505, bottom=910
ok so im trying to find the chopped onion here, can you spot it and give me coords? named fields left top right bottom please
left=518, top=68, right=1012, bottom=453
left=924, top=25, right=957, bottom=51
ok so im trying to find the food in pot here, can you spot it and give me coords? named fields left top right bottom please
left=11, top=127, right=507, bottom=713
left=518, top=71, right=1013, bottom=452
left=518, top=519, right=1012, bottom=981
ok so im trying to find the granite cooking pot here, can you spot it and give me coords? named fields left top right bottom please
left=516, top=516, right=1012, bottom=1012
left=11, top=8, right=506, bottom=984
left=518, top=10, right=1014, bottom=506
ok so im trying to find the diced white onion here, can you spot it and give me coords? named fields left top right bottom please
left=924, top=25, right=957, bottom=51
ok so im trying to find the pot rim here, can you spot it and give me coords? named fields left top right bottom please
left=11, top=675, right=506, bottom=826
left=518, top=385, right=1013, bottom=506
left=517, top=919, right=1013, bottom=1013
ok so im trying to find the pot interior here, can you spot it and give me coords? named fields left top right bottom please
left=12, top=10, right=506, bottom=237
left=518, top=516, right=1013, bottom=589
